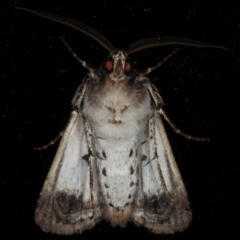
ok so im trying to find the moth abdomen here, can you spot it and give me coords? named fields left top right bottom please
left=97, top=144, right=139, bottom=225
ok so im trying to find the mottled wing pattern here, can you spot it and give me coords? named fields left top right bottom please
left=132, top=114, right=191, bottom=234
left=35, top=111, right=102, bottom=234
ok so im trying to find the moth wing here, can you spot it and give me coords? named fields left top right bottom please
left=133, top=114, right=191, bottom=234
left=35, top=111, right=101, bottom=234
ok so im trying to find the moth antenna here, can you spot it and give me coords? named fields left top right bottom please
left=140, top=48, right=179, bottom=76
left=128, top=36, right=228, bottom=54
left=15, top=7, right=114, bottom=53
left=159, top=109, right=210, bottom=142
left=60, top=37, right=93, bottom=72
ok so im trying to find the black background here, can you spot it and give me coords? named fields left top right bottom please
left=2, top=0, right=240, bottom=239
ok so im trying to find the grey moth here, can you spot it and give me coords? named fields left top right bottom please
left=16, top=7, right=227, bottom=235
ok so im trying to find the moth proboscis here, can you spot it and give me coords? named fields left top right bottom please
left=16, top=7, right=227, bottom=235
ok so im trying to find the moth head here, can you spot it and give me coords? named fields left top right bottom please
left=103, top=50, right=133, bottom=81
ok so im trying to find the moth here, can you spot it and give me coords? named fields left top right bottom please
left=17, top=7, right=227, bottom=235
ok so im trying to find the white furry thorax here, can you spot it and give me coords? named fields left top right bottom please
left=83, top=76, right=153, bottom=146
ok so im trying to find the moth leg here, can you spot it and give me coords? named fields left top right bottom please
left=140, top=48, right=179, bottom=76
left=60, top=37, right=93, bottom=72
left=33, top=121, right=69, bottom=151
left=34, top=81, right=88, bottom=150
left=159, top=109, right=209, bottom=142
left=147, top=82, right=209, bottom=142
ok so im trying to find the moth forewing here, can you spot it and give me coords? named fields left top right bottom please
left=35, top=84, right=102, bottom=234
left=131, top=113, right=191, bottom=234
left=154, top=115, right=191, bottom=231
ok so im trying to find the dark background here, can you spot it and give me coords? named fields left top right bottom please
left=2, top=0, right=240, bottom=239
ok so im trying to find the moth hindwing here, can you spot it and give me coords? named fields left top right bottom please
left=16, top=7, right=225, bottom=235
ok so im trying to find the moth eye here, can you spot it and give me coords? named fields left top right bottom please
left=103, top=59, right=113, bottom=72
left=124, top=60, right=133, bottom=73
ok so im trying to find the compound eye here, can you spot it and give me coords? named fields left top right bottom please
left=103, top=59, right=113, bottom=72
left=124, top=60, right=133, bottom=73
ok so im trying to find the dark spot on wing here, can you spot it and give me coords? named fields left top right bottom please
left=82, top=154, right=89, bottom=162
left=128, top=194, right=131, bottom=199
left=125, top=202, right=129, bottom=207
left=144, top=193, right=170, bottom=215
left=130, top=182, right=134, bottom=187
left=141, top=155, right=147, bottom=161
left=109, top=203, right=114, bottom=207
left=102, top=168, right=107, bottom=176
left=129, top=149, right=133, bottom=157
left=104, top=183, right=109, bottom=188
left=102, top=150, right=107, bottom=159
left=54, top=191, right=87, bottom=216
left=130, top=165, right=134, bottom=175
